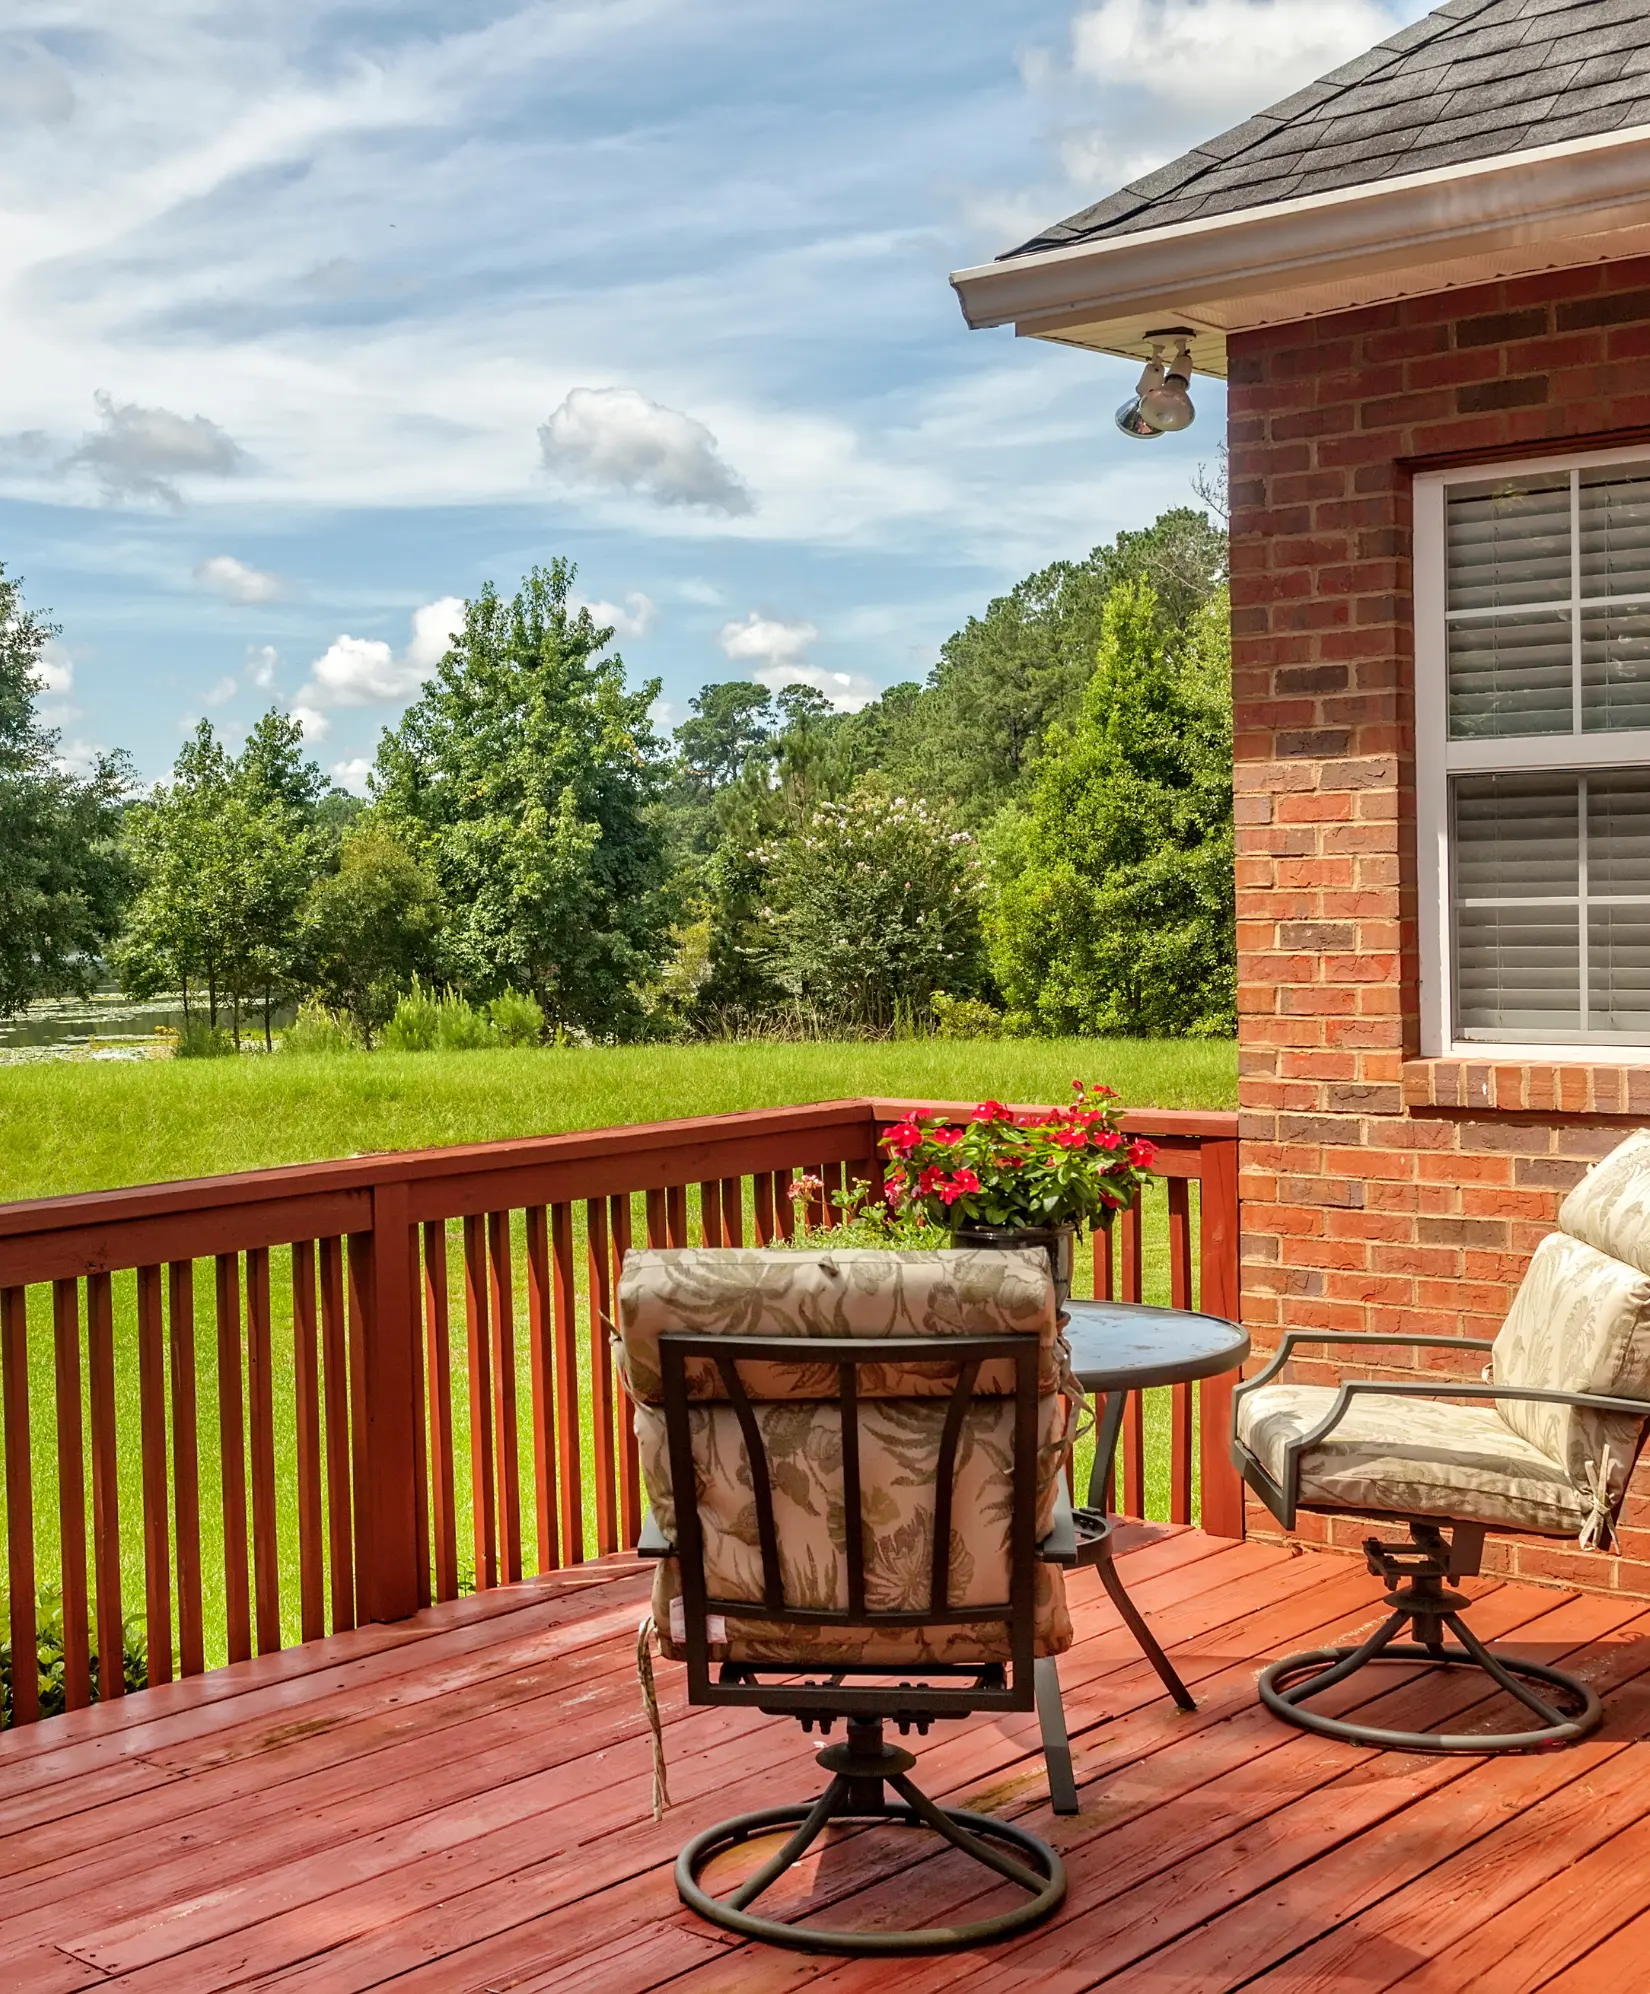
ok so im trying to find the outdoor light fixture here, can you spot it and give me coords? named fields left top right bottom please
left=1114, top=330, right=1196, bottom=440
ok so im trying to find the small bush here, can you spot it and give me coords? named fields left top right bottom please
left=174, top=1018, right=236, bottom=1059
left=931, top=992, right=1003, bottom=1040
left=435, top=994, right=496, bottom=1051
left=380, top=978, right=441, bottom=1052
left=381, top=980, right=500, bottom=1053
left=488, top=988, right=545, bottom=1047
left=279, top=1002, right=361, bottom=1056
left=1, top=1590, right=147, bottom=1726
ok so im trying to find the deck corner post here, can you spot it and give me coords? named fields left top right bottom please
left=351, top=1179, right=423, bottom=1623
left=1197, top=1135, right=1246, bottom=1540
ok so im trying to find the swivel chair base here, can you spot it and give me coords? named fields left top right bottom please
left=1260, top=1523, right=1601, bottom=1754
left=675, top=1717, right=1066, bottom=1953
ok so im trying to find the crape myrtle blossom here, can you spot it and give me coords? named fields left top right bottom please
left=880, top=1081, right=1157, bottom=1233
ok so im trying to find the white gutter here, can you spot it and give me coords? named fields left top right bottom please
left=951, top=122, right=1650, bottom=341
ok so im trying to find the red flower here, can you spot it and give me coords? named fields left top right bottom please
left=972, top=1100, right=1012, bottom=1124
left=917, top=1165, right=949, bottom=1196
left=931, top=1126, right=965, bottom=1147
left=883, top=1119, right=923, bottom=1158
left=937, top=1167, right=980, bottom=1205
left=1127, top=1138, right=1157, bottom=1168
left=1093, top=1130, right=1122, bottom=1151
left=1051, top=1127, right=1088, bottom=1149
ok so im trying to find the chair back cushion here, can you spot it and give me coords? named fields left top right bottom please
left=1492, top=1225, right=1650, bottom=1498
left=1558, top=1128, right=1650, bottom=1275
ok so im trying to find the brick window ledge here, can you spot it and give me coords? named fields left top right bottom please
left=1403, top=1058, right=1650, bottom=1116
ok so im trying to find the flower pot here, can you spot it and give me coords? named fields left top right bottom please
left=950, top=1223, right=1076, bottom=1316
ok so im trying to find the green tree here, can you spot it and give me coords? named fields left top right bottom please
left=765, top=782, right=987, bottom=1033
left=0, top=566, right=130, bottom=1015
left=298, top=819, right=444, bottom=1043
left=987, top=582, right=1234, bottom=1037
left=374, top=561, right=672, bottom=1038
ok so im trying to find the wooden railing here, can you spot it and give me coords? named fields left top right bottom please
left=0, top=1097, right=1240, bottom=1724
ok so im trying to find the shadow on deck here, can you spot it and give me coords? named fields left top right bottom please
left=5, top=1527, right=1650, bottom=1991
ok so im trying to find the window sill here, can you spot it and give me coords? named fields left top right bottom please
left=1403, top=1058, right=1650, bottom=1116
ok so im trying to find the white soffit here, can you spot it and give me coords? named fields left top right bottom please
left=951, top=124, right=1650, bottom=381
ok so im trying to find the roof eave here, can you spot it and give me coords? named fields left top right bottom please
left=951, top=123, right=1650, bottom=377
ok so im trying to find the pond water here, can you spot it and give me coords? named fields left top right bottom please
left=0, top=995, right=293, bottom=1065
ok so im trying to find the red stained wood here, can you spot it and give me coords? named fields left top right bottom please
left=355, top=1182, right=423, bottom=1625
left=318, top=1236, right=355, bottom=1632
left=1197, top=1134, right=1244, bottom=1539
left=213, top=1254, right=251, bottom=1665
left=51, top=1279, right=91, bottom=1711
left=774, top=1170, right=795, bottom=1241
left=1119, top=1200, right=1146, bottom=1518
left=551, top=1202, right=584, bottom=1565
left=245, top=1245, right=281, bottom=1655
left=291, top=1243, right=325, bottom=1644
left=1, top=1286, right=38, bottom=1724
left=135, top=1265, right=173, bottom=1687
left=698, top=1181, right=721, bottom=1248
left=587, top=1199, right=618, bottom=1557
left=1168, top=1177, right=1194, bottom=1525
left=168, top=1260, right=204, bottom=1677
left=407, top=1223, right=429, bottom=1614
left=524, top=1206, right=558, bottom=1576
left=665, top=1183, right=687, bottom=1249
left=486, top=1209, right=522, bottom=1585
left=86, top=1271, right=123, bottom=1700
left=720, top=1177, right=743, bottom=1248
left=462, top=1214, right=496, bottom=1592
left=753, top=1174, right=774, bottom=1246
left=421, top=1222, right=458, bottom=1604
left=644, top=1189, right=666, bottom=1250
left=610, top=1193, right=641, bottom=1548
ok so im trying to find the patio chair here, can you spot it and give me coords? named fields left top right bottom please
left=1232, top=1127, right=1650, bottom=1754
left=616, top=1243, right=1082, bottom=1954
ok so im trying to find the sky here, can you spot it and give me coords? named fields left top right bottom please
left=0, top=0, right=1434, bottom=790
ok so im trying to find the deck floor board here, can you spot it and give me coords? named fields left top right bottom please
left=4, top=1532, right=1648, bottom=1992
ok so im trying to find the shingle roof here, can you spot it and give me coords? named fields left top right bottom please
left=1006, top=0, right=1650, bottom=260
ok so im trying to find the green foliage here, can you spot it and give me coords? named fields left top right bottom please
left=174, top=1017, right=236, bottom=1059
left=488, top=987, right=545, bottom=1047
left=989, top=583, right=1235, bottom=1038
left=279, top=1002, right=361, bottom=1056
left=298, top=818, right=443, bottom=1044
left=1, top=1590, right=147, bottom=1725
left=930, top=991, right=1003, bottom=1040
left=375, top=561, right=673, bottom=1039
left=0, top=565, right=131, bottom=1017
left=762, top=785, right=988, bottom=1034
left=379, top=980, right=507, bottom=1052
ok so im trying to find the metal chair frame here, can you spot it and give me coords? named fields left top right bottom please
left=1231, top=1330, right=1650, bottom=1753
left=651, top=1327, right=1068, bottom=1953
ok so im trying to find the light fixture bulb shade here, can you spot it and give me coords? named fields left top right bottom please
left=1114, top=396, right=1164, bottom=439
left=1137, top=378, right=1195, bottom=432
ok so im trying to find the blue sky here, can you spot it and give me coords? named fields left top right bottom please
left=0, top=0, right=1430, bottom=788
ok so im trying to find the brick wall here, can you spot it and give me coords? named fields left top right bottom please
left=1228, top=254, right=1650, bottom=1595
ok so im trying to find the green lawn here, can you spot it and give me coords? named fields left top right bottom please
left=0, top=1038, right=1236, bottom=1204
left=0, top=1039, right=1237, bottom=1692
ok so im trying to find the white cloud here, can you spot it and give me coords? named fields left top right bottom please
left=0, top=40, right=75, bottom=127
left=678, top=579, right=724, bottom=607
left=331, top=757, right=373, bottom=794
left=293, top=595, right=465, bottom=735
left=64, top=391, right=246, bottom=507
left=719, top=612, right=818, bottom=671
left=36, top=639, right=74, bottom=699
left=205, top=674, right=237, bottom=706
left=245, top=644, right=278, bottom=688
left=53, top=737, right=108, bottom=777
left=539, top=387, right=753, bottom=515
left=574, top=590, right=656, bottom=639
left=194, top=554, right=285, bottom=604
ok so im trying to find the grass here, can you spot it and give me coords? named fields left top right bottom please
left=0, top=1039, right=1237, bottom=1690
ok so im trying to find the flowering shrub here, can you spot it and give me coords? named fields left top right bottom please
left=880, top=1082, right=1157, bottom=1232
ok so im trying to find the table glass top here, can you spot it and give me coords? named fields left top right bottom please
left=1060, top=1298, right=1249, bottom=1391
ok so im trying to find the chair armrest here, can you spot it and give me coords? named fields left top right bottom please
left=1301, top=1377, right=1650, bottom=1451
left=1040, top=1482, right=1078, bottom=1567
left=1236, top=1330, right=1497, bottom=1404
left=637, top=1510, right=674, bottom=1558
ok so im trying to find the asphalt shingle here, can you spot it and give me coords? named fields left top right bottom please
left=1006, top=0, right=1650, bottom=260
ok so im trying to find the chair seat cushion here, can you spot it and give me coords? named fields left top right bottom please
left=1236, top=1383, right=1591, bottom=1534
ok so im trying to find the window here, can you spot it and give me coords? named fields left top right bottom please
left=1416, top=450, right=1650, bottom=1055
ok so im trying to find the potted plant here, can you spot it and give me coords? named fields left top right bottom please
left=879, top=1084, right=1158, bottom=1311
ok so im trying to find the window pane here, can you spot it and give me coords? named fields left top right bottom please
left=1589, top=771, right=1650, bottom=894
left=1590, top=906, right=1650, bottom=1035
left=1447, top=611, right=1572, bottom=738
left=1447, top=474, right=1570, bottom=611
left=1581, top=604, right=1650, bottom=732
left=1453, top=772, right=1578, bottom=896
left=1456, top=905, right=1580, bottom=1035
left=1580, top=467, right=1650, bottom=599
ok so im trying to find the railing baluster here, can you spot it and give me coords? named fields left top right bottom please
left=1168, top=1179, right=1195, bottom=1526
left=486, top=1210, right=522, bottom=1584
left=136, top=1266, right=173, bottom=1686
left=2, top=1286, right=38, bottom=1724
left=168, top=1261, right=204, bottom=1675
left=610, top=1193, right=641, bottom=1547
left=645, top=1187, right=666, bottom=1249
left=524, top=1205, right=559, bottom=1575
left=291, top=1243, right=325, bottom=1643
left=462, top=1215, right=496, bottom=1591
left=52, top=1279, right=91, bottom=1711
left=754, top=1174, right=775, bottom=1246
left=408, top=1221, right=430, bottom=1613
left=551, top=1202, right=583, bottom=1564
left=86, top=1272, right=124, bottom=1700
left=422, top=1221, right=459, bottom=1603
left=774, top=1170, right=796, bottom=1241
left=318, top=1236, right=355, bottom=1632
left=245, top=1247, right=280, bottom=1654
left=720, top=1177, right=743, bottom=1247
left=1094, top=1221, right=1115, bottom=1301
left=587, top=1199, right=618, bottom=1556
left=665, top=1184, right=687, bottom=1248
left=699, top=1181, right=722, bottom=1248
left=1196, top=1136, right=1245, bottom=1539
left=214, top=1255, right=251, bottom=1664
left=1120, top=1200, right=1146, bottom=1518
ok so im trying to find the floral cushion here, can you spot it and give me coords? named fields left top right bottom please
left=1491, top=1230, right=1650, bottom=1503
left=1558, top=1128, right=1650, bottom=1277
left=616, top=1246, right=1059, bottom=1403
left=1237, top=1383, right=1591, bottom=1534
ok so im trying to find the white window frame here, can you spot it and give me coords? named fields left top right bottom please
left=1416, top=442, right=1650, bottom=1061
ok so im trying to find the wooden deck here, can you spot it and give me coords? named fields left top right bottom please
left=6, top=1529, right=1650, bottom=1993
